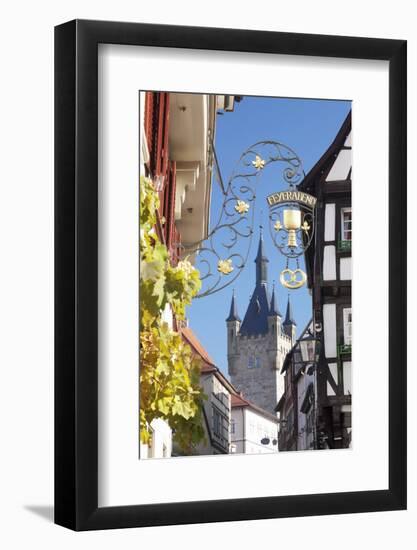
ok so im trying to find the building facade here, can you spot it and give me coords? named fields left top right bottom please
left=180, top=327, right=236, bottom=455
left=231, top=393, right=279, bottom=454
left=276, top=322, right=316, bottom=451
left=226, top=231, right=295, bottom=416
left=300, top=111, right=352, bottom=449
left=139, top=91, right=238, bottom=458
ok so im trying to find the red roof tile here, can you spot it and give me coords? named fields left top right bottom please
left=181, top=326, right=216, bottom=367
left=180, top=326, right=238, bottom=395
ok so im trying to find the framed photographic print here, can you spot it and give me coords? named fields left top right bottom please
left=55, top=19, right=407, bottom=530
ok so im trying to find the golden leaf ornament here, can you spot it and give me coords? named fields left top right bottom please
left=301, top=220, right=310, bottom=233
left=235, top=200, right=250, bottom=214
left=252, top=155, right=265, bottom=170
left=217, top=259, right=234, bottom=275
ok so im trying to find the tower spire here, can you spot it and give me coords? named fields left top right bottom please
left=269, top=281, right=281, bottom=316
left=226, top=289, right=241, bottom=322
left=283, top=294, right=296, bottom=326
left=255, top=225, right=269, bottom=285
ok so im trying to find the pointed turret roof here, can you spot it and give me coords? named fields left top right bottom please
left=283, top=295, right=296, bottom=326
left=254, top=226, right=269, bottom=285
left=268, top=282, right=281, bottom=317
left=239, top=284, right=270, bottom=336
left=226, top=290, right=241, bottom=322
left=239, top=229, right=271, bottom=336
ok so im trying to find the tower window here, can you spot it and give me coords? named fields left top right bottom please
left=248, top=356, right=261, bottom=369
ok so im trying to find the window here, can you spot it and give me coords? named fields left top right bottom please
left=213, top=409, right=221, bottom=437
left=248, top=356, right=260, bottom=368
left=343, top=308, right=352, bottom=345
left=341, top=207, right=352, bottom=241
left=230, top=419, right=235, bottom=434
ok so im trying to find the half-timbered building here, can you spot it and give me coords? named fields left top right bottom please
left=275, top=321, right=316, bottom=451
left=299, top=111, right=352, bottom=449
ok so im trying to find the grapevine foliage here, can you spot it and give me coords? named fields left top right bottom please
left=140, top=176, right=206, bottom=453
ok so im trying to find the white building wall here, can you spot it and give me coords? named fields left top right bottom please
left=230, top=407, right=245, bottom=454
left=323, top=245, right=336, bottom=280
left=326, top=149, right=351, bottom=181
left=242, top=408, right=278, bottom=454
left=140, top=418, right=172, bottom=459
left=324, top=203, right=336, bottom=242
left=343, top=361, right=352, bottom=395
left=323, top=303, right=337, bottom=358
left=327, top=362, right=338, bottom=396
left=340, top=257, right=352, bottom=280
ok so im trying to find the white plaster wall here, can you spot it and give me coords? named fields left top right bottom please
left=323, top=304, right=337, bottom=358
left=345, top=132, right=352, bottom=147
left=140, top=418, right=172, bottom=459
left=323, top=245, right=336, bottom=280
left=343, top=361, right=352, bottom=395
left=326, top=150, right=351, bottom=181
left=231, top=407, right=245, bottom=454
left=340, top=257, right=352, bottom=280
left=243, top=408, right=278, bottom=454
left=327, top=362, right=338, bottom=397
left=324, top=203, right=336, bottom=242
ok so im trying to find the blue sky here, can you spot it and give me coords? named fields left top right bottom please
left=188, top=96, right=351, bottom=376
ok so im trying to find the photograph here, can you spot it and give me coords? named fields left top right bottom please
left=139, top=91, right=352, bottom=458
left=0, top=0, right=409, bottom=541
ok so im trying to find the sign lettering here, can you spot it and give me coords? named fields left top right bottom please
left=266, top=190, right=317, bottom=208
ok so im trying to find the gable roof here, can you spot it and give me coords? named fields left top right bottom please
left=181, top=326, right=216, bottom=367
left=231, top=393, right=279, bottom=423
left=298, top=111, right=351, bottom=288
left=181, top=326, right=237, bottom=394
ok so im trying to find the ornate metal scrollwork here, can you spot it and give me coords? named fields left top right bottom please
left=178, top=140, right=305, bottom=298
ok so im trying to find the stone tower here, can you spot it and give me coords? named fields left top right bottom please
left=226, top=230, right=296, bottom=414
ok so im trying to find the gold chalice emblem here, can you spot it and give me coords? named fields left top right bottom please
left=283, top=208, right=301, bottom=248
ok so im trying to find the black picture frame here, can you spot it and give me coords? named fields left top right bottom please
left=55, top=19, right=407, bottom=531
